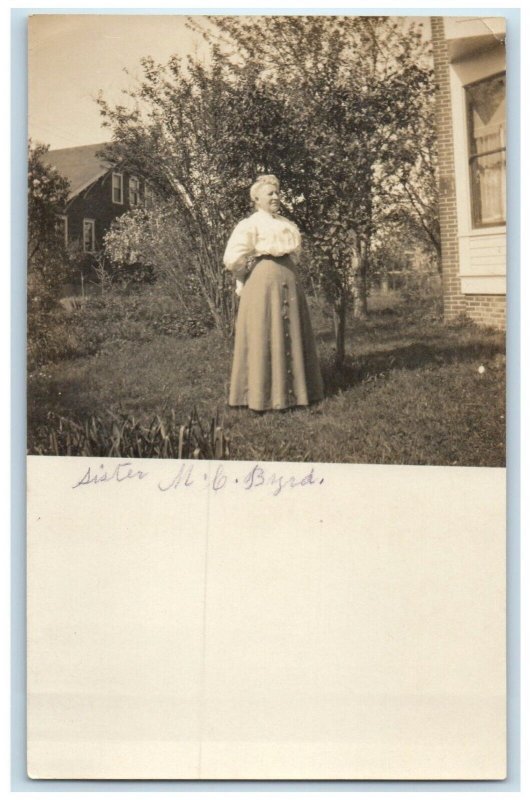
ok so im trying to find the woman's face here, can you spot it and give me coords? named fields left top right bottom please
left=255, top=183, right=280, bottom=214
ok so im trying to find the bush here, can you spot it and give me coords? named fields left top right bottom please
left=28, top=308, right=74, bottom=369
left=398, top=273, right=443, bottom=321
left=27, top=282, right=214, bottom=371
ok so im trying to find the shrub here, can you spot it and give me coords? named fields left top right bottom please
left=28, top=309, right=62, bottom=369
left=27, top=281, right=214, bottom=371
left=398, top=273, right=443, bottom=321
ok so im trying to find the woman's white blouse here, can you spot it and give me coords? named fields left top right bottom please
left=223, top=209, right=302, bottom=274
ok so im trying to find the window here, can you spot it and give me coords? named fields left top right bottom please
left=83, top=218, right=96, bottom=253
left=466, top=73, right=506, bottom=227
left=56, top=214, right=68, bottom=246
left=129, top=175, right=140, bottom=206
left=112, top=172, right=124, bottom=204
left=143, top=183, right=154, bottom=207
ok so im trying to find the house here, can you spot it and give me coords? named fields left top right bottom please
left=430, top=16, right=506, bottom=328
left=43, top=142, right=149, bottom=256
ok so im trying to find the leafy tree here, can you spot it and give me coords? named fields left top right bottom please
left=195, top=15, right=436, bottom=363
left=28, top=141, right=70, bottom=311
left=97, top=52, right=301, bottom=332
left=103, top=199, right=212, bottom=316
left=99, top=16, right=436, bottom=364
left=373, top=88, right=441, bottom=267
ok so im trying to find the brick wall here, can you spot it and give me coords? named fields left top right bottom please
left=430, top=17, right=466, bottom=322
left=465, top=294, right=506, bottom=328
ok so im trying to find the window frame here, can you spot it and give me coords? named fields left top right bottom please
left=129, top=175, right=140, bottom=206
left=465, top=71, right=506, bottom=230
left=56, top=214, right=68, bottom=247
left=112, top=171, right=124, bottom=205
left=143, top=183, right=153, bottom=207
left=82, top=218, right=96, bottom=253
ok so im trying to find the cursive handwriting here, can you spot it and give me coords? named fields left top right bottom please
left=72, top=461, right=324, bottom=496
left=241, top=463, right=321, bottom=495
left=72, top=462, right=149, bottom=489
left=157, top=463, right=195, bottom=492
left=156, top=463, right=323, bottom=496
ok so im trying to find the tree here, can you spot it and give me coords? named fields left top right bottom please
left=98, top=16, right=435, bottom=364
left=372, top=88, right=441, bottom=267
left=28, top=141, right=71, bottom=311
left=103, top=199, right=212, bottom=315
left=97, top=52, right=301, bottom=332
left=196, top=15, right=436, bottom=363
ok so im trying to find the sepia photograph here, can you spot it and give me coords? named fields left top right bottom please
left=22, top=11, right=512, bottom=783
left=27, top=14, right=507, bottom=466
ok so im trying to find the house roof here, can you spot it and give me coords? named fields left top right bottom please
left=43, top=142, right=115, bottom=200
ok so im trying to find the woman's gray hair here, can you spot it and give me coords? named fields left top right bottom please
left=250, top=174, right=280, bottom=204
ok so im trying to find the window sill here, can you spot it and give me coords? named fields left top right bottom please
left=459, top=226, right=506, bottom=239
left=460, top=275, right=506, bottom=295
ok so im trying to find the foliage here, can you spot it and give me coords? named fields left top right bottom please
left=28, top=307, right=505, bottom=468
left=27, top=309, right=74, bottom=370
left=369, top=234, right=439, bottom=293
left=31, top=407, right=229, bottom=459
left=104, top=200, right=214, bottom=316
left=27, top=142, right=71, bottom=309
left=97, top=51, right=295, bottom=332
left=196, top=16, right=437, bottom=362
left=96, top=16, right=437, bottom=361
left=399, top=273, right=443, bottom=321
left=27, top=142, right=76, bottom=373
left=27, top=283, right=212, bottom=371
left=373, top=88, right=441, bottom=265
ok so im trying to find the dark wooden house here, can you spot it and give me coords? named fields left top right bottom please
left=43, top=142, right=148, bottom=256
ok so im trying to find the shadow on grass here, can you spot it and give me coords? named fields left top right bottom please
left=321, top=336, right=505, bottom=397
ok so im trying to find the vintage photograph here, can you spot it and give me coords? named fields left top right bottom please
left=27, top=14, right=506, bottom=466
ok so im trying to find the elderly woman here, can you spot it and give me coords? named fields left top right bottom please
left=224, top=174, right=324, bottom=411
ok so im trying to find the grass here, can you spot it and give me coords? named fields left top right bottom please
left=28, top=290, right=505, bottom=466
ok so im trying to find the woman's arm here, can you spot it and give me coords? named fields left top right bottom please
left=290, top=240, right=302, bottom=265
left=223, top=218, right=257, bottom=277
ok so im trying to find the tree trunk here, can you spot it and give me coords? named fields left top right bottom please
left=333, top=292, right=347, bottom=368
left=351, top=240, right=369, bottom=320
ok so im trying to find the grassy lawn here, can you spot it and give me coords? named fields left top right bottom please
left=28, top=298, right=506, bottom=467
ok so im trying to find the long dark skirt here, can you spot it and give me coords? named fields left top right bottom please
left=229, top=255, right=324, bottom=411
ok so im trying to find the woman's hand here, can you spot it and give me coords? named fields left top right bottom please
left=235, top=279, right=245, bottom=297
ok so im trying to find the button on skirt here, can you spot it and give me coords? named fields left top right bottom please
left=229, top=256, right=324, bottom=411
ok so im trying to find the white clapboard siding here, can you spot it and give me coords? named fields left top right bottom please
left=459, top=232, right=506, bottom=294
